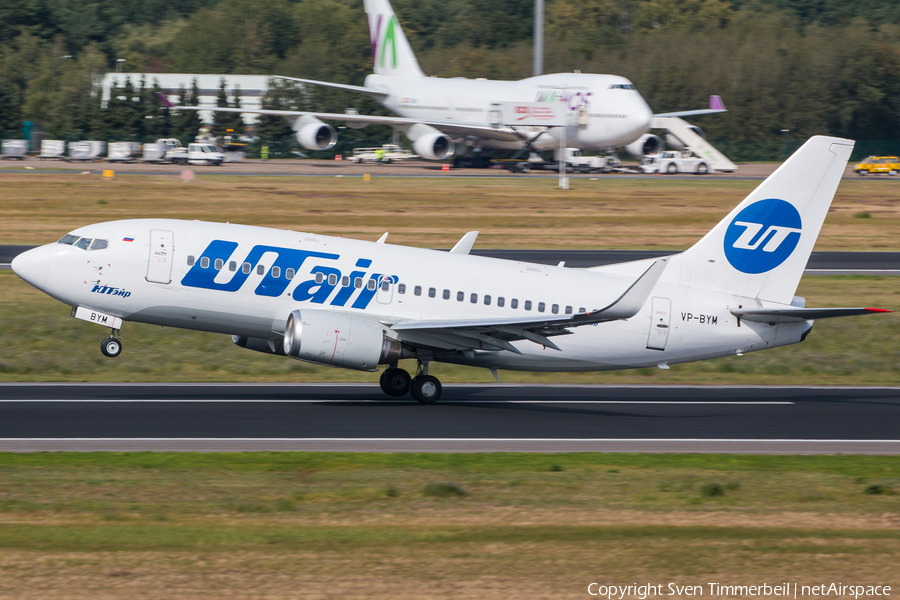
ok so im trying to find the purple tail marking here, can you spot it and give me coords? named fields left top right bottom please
left=369, top=14, right=383, bottom=61
left=710, top=95, right=725, bottom=111
left=155, top=92, right=176, bottom=108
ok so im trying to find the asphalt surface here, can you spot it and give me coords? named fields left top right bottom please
left=0, top=383, right=897, bottom=453
left=3, top=245, right=899, bottom=274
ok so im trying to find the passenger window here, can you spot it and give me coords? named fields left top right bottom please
left=565, top=306, right=572, bottom=314
left=470, top=293, right=477, bottom=303
left=457, top=291, right=464, bottom=302
left=498, top=297, right=505, bottom=307
left=524, top=300, right=532, bottom=311
left=579, top=307, right=586, bottom=314
left=414, top=286, right=422, bottom=296
left=315, top=272, right=324, bottom=284
left=328, top=273, right=337, bottom=286
left=214, top=258, right=224, bottom=270
left=286, top=268, right=295, bottom=280
left=428, top=287, right=436, bottom=298
left=484, top=295, right=491, bottom=305
left=511, top=298, right=518, bottom=309
left=272, top=266, right=281, bottom=278
left=367, top=279, right=376, bottom=291
left=200, top=257, right=210, bottom=269
left=381, top=280, right=390, bottom=291
left=538, top=302, right=546, bottom=313
left=229, top=260, right=236, bottom=272
left=398, top=283, right=406, bottom=294
left=343, top=276, right=350, bottom=287
left=257, top=264, right=265, bottom=275
left=89, top=239, right=108, bottom=251
left=355, top=277, right=363, bottom=288
left=551, top=304, right=559, bottom=314
left=187, top=255, right=195, bottom=266
left=242, top=262, right=251, bottom=274
left=443, top=289, right=450, bottom=300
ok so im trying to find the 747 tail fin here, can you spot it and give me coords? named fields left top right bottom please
left=365, top=0, right=425, bottom=78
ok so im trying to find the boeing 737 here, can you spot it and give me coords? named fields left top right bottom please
left=12, top=137, right=889, bottom=402
left=167, top=0, right=728, bottom=165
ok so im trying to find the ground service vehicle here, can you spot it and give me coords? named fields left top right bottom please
left=640, top=150, right=712, bottom=175
left=350, top=144, right=416, bottom=163
left=854, top=156, right=899, bottom=175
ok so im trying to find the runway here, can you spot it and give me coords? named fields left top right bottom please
left=0, top=383, right=897, bottom=453
left=3, top=245, right=899, bottom=274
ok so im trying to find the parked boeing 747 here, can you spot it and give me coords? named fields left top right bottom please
left=11, top=137, right=890, bottom=402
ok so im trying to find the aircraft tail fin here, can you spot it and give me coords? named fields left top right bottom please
left=364, top=0, right=425, bottom=78
left=676, top=136, right=854, bottom=305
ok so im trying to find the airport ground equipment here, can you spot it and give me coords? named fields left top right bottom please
left=38, top=140, right=66, bottom=160
left=350, top=144, right=417, bottom=163
left=0, top=140, right=27, bottom=160
left=67, top=141, right=106, bottom=162
left=142, top=139, right=182, bottom=163
left=107, top=142, right=142, bottom=162
left=854, top=156, right=899, bottom=175
left=639, top=150, right=713, bottom=174
left=650, top=116, right=736, bottom=172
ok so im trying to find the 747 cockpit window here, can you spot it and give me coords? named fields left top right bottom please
left=609, top=83, right=636, bottom=90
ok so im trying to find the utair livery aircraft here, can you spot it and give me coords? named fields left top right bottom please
left=167, top=0, right=723, bottom=162
left=11, top=137, right=890, bottom=403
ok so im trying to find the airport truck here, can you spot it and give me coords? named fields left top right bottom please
left=854, top=156, right=899, bottom=175
left=496, top=148, right=620, bottom=174
left=350, top=144, right=417, bottom=163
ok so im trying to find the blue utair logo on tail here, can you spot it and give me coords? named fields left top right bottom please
left=724, top=199, right=802, bottom=274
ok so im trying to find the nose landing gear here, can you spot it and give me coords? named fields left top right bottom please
left=101, top=329, right=123, bottom=358
left=379, top=361, right=443, bottom=403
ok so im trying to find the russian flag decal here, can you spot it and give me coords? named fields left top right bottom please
left=123, top=236, right=134, bottom=242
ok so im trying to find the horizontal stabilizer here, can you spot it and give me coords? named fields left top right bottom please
left=732, top=307, right=892, bottom=323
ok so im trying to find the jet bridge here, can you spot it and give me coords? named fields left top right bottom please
left=652, top=116, right=736, bottom=172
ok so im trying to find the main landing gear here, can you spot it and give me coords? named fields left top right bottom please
left=379, top=361, right=442, bottom=404
left=101, top=329, right=123, bottom=358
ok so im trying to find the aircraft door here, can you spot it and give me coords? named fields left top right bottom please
left=146, top=229, right=174, bottom=284
left=647, top=297, right=671, bottom=350
left=376, top=276, right=394, bottom=304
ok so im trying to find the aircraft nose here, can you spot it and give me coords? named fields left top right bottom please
left=10, top=247, right=49, bottom=289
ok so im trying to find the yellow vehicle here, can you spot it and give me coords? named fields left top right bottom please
left=854, top=156, right=900, bottom=175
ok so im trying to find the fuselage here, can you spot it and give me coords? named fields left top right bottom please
left=365, top=73, right=654, bottom=151
left=12, top=218, right=810, bottom=373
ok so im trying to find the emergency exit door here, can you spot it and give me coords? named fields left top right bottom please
left=646, top=297, right=671, bottom=350
left=146, top=229, right=174, bottom=284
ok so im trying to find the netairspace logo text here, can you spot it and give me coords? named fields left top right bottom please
left=587, top=583, right=892, bottom=599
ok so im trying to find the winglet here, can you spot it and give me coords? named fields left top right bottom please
left=589, top=258, right=668, bottom=321
left=376, top=232, right=389, bottom=244
left=449, top=231, right=479, bottom=255
left=710, top=95, right=725, bottom=111
left=155, top=92, right=176, bottom=108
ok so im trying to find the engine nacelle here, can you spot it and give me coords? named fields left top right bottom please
left=666, top=126, right=704, bottom=151
left=283, top=309, right=401, bottom=371
left=625, top=134, right=663, bottom=159
left=232, top=335, right=285, bottom=356
left=294, top=116, right=337, bottom=150
left=407, top=123, right=454, bottom=160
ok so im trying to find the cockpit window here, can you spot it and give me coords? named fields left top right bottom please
left=609, top=83, right=636, bottom=90
left=74, top=237, right=93, bottom=250
left=58, top=234, right=79, bottom=245
left=89, top=239, right=108, bottom=251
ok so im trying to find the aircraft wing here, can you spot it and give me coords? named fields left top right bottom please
left=732, top=307, right=893, bottom=324
left=655, top=95, right=727, bottom=118
left=389, top=259, right=668, bottom=353
left=156, top=94, right=525, bottom=143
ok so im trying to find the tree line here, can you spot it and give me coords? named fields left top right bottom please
left=2, top=0, right=900, bottom=159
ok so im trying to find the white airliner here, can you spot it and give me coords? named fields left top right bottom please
left=166, top=0, right=723, bottom=162
left=11, top=137, right=889, bottom=403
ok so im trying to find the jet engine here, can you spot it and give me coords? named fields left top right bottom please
left=282, top=309, right=401, bottom=371
left=232, top=335, right=285, bottom=355
left=625, top=134, right=663, bottom=159
left=293, top=116, right=337, bottom=150
left=666, top=125, right=704, bottom=151
left=407, top=123, right=454, bottom=160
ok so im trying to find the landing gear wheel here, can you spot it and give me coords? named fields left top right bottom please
left=410, top=375, right=442, bottom=404
left=380, top=368, right=411, bottom=397
left=101, top=337, right=122, bottom=358
left=666, top=162, right=678, bottom=174
left=696, top=162, right=708, bottom=175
